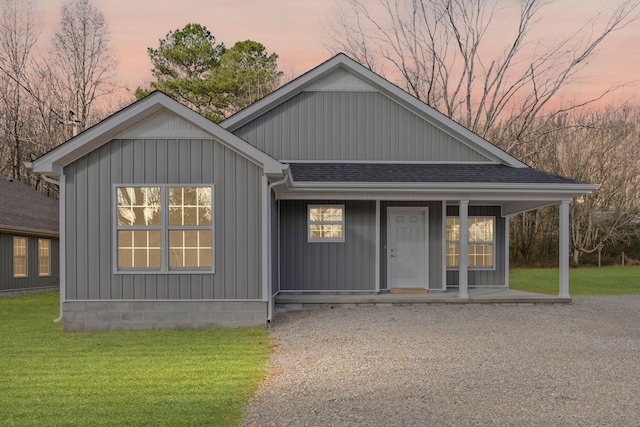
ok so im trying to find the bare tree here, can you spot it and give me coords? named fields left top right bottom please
left=48, top=0, right=116, bottom=135
left=0, top=0, right=40, bottom=180
left=329, top=0, right=640, bottom=266
left=327, top=0, right=639, bottom=145
left=559, top=106, right=640, bottom=265
left=506, top=105, right=640, bottom=267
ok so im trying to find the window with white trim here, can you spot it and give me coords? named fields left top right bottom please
left=116, top=186, right=213, bottom=272
left=168, top=187, right=212, bottom=269
left=38, top=239, right=51, bottom=277
left=308, top=205, right=345, bottom=242
left=13, top=236, right=27, bottom=278
left=446, top=217, right=495, bottom=268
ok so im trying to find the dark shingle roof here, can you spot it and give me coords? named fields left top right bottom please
left=0, top=177, right=59, bottom=234
left=289, top=163, right=583, bottom=185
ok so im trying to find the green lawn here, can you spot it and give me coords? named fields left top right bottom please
left=0, top=291, right=270, bottom=427
left=510, top=265, right=640, bottom=295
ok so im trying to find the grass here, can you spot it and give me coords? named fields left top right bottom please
left=510, top=265, right=640, bottom=295
left=0, top=291, right=270, bottom=427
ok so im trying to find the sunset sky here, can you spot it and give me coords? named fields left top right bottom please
left=38, top=0, right=640, bottom=105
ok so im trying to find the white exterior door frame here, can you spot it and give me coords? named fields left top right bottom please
left=387, top=207, right=429, bottom=290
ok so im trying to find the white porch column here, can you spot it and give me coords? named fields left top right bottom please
left=375, top=200, right=381, bottom=292
left=442, top=201, right=448, bottom=291
left=559, top=200, right=570, bottom=298
left=505, top=216, right=510, bottom=288
left=459, top=200, right=469, bottom=299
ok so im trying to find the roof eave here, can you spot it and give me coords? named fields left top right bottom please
left=289, top=181, right=599, bottom=194
left=0, top=225, right=59, bottom=238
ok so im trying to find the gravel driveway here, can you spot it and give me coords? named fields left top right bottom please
left=243, top=295, right=640, bottom=426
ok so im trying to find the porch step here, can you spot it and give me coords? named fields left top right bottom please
left=389, top=289, right=428, bottom=294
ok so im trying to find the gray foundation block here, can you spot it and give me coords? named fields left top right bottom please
left=63, top=300, right=267, bottom=331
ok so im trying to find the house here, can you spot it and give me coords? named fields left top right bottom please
left=27, top=54, right=596, bottom=331
left=0, top=176, right=59, bottom=296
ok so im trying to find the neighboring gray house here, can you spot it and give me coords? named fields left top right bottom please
left=27, top=54, right=596, bottom=331
left=0, top=176, right=59, bottom=296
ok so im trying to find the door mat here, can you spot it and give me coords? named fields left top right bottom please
left=389, top=289, right=428, bottom=294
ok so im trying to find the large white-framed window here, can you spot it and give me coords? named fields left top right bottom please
left=38, top=239, right=51, bottom=277
left=446, top=216, right=495, bottom=269
left=115, top=185, right=213, bottom=272
left=117, top=186, right=162, bottom=269
left=168, top=187, right=213, bottom=270
left=308, top=205, right=345, bottom=242
left=13, top=236, right=27, bottom=278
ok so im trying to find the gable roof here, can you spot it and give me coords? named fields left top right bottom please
left=28, top=91, right=286, bottom=178
left=221, top=53, right=528, bottom=168
left=0, top=177, right=58, bottom=236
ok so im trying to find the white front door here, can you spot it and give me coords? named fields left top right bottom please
left=387, top=208, right=428, bottom=289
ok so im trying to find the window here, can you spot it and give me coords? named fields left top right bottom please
left=117, top=187, right=161, bottom=269
left=38, top=239, right=51, bottom=277
left=308, top=205, right=345, bottom=242
left=13, top=236, right=27, bottom=278
left=168, top=187, right=212, bottom=269
left=446, top=217, right=494, bottom=268
left=116, top=186, right=213, bottom=272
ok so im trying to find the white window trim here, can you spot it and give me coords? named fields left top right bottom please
left=38, top=239, right=51, bottom=277
left=113, top=184, right=215, bottom=274
left=307, top=204, right=346, bottom=243
left=13, top=236, right=28, bottom=278
left=446, top=216, right=496, bottom=271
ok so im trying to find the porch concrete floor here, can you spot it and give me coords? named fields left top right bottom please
left=275, top=288, right=570, bottom=308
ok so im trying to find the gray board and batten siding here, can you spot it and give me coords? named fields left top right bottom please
left=233, top=91, right=490, bottom=162
left=63, top=137, right=263, bottom=301
left=277, top=200, right=446, bottom=292
left=0, top=233, right=60, bottom=294
left=279, top=200, right=377, bottom=292
left=277, top=201, right=505, bottom=292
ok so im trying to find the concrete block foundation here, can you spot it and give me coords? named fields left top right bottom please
left=62, top=300, right=267, bottom=331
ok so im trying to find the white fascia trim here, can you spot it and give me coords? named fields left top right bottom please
left=344, top=69, right=528, bottom=168
left=30, top=92, right=285, bottom=177
left=31, top=99, right=165, bottom=176
left=220, top=54, right=345, bottom=131
left=276, top=191, right=591, bottom=203
left=283, top=160, right=499, bottom=165
left=289, top=181, right=599, bottom=194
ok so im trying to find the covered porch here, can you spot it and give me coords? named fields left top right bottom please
left=264, top=163, right=598, bottom=322
left=275, top=287, right=571, bottom=312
